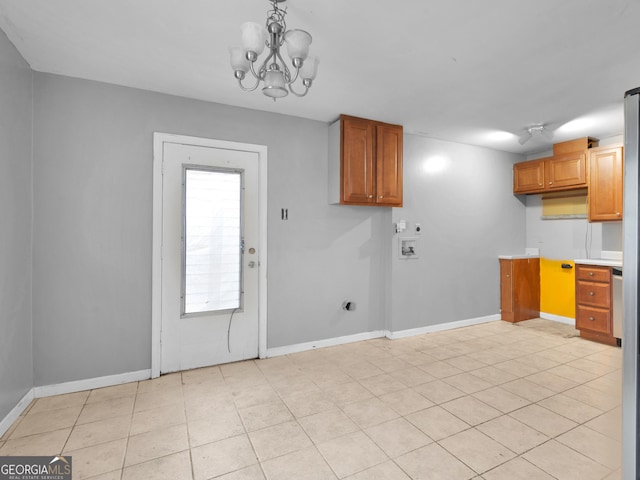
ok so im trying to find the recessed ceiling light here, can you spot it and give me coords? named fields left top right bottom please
left=486, top=131, right=515, bottom=142
left=557, top=117, right=596, bottom=133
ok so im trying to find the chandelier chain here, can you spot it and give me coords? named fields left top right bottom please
left=266, top=1, right=287, bottom=38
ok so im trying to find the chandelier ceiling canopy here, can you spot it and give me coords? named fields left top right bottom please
left=230, top=0, right=319, bottom=100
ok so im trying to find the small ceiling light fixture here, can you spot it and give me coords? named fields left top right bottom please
left=229, top=0, right=319, bottom=100
left=518, top=123, right=553, bottom=145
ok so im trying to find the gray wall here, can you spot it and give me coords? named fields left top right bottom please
left=603, top=223, right=623, bottom=252
left=0, top=30, right=33, bottom=419
left=525, top=195, right=603, bottom=260
left=525, top=197, right=622, bottom=260
left=32, top=73, right=391, bottom=385
left=390, top=136, right=526, bottom=331
left=6, top=70, right=529, bottom=388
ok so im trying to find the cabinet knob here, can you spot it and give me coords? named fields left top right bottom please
left=506, top=274, right=510, bottom=278
left=589, top=316, right=595, bottom=321
left=616, top=212, right=621, bottom=216
left=538, top=183, right=543, bottom=186
left=589, top=272, right=594, bottom=276
left=368, top=195, right=373, bottom=199
left=378, top=196, right=383, bottom=199
left=548, top=181, right=553, bottom=185
left=589, top=291, right=595, bottom=296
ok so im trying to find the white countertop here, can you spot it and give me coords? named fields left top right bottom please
left=499, top=248, right=540, bottom=260
left=574, top=258, right=623, bottom=268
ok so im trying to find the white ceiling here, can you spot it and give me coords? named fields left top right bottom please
left=1, top=0, right=639, bottom=155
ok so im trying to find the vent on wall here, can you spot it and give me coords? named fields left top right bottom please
left=541, top=189, right=588, bottom=219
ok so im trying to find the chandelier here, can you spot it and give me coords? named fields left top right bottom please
left=229, top=0, right=319, bottom=100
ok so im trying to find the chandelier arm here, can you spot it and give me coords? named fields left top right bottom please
left=257, top=50, right=277, bottom=77
left=249, top=58, right=266, bottom=82
left=275, top=50, right=295, bottom=84
left=237, top=76, right=261, bottom=92
left=288, top=83, right=309, bottom=97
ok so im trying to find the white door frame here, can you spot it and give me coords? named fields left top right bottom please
left=151, top=132, right=268, bottom=378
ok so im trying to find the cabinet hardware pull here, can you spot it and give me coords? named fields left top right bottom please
left=589, top=317, right=595, bottom=321
left=589, top=292, right=595, bottom=296
left=368, top=195, right=373, bottom=199
left=549, top=181, right=553, bottom=185
left=378, top=196, right=383, bottom=199
left=589, top=272, right=594, bottom=276
left=538, top=183, right=542, bottom=186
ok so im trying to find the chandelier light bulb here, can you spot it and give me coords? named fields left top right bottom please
left=229, top=0, right=319, bottom=100
left=229, top=47, right=250, bottom=79
left=240, top=22, right=267, bottom=56
left=299, top=55, right=319, bottom=81
left=284, top=29, right=312, bottom=61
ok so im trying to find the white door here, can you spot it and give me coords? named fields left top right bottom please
left=158, top=139, right=262, bottom=373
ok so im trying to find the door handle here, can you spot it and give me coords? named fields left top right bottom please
left=248, top=261, right=257, bottom=268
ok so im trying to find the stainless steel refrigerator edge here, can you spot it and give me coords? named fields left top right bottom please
left=623, top=87, right=640, bottom=479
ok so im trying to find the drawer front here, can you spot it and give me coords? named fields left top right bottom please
left=576, top=281, right=611, bottom=308
left=576, top=265, right=611, bottom=283
left=576, top=305, right=611, bottom=335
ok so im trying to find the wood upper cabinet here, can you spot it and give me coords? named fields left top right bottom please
left=499, top=258, right=540, bottom=323
left=514, top=159, right=545, bottom=194
left=588, top=145, right=623, bottom=222
left=547, top=152, right=587, bottom=190
left=514, top=153, right=586, bottom=194
left=329, top=114, right=403, bottom=206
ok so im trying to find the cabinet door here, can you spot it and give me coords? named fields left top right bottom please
left=376, top=123, right=403, bottom=206
left=342, top=117, right=375, bottom=204
left=588, top=146, right=623, bottom=221
left=512, top=258, right=541, bottom=322
left=547, top=152, right=586, bottom=190
left=499, top=260, right=514, bottom=321
left=514, top=160, right=545, bottom=194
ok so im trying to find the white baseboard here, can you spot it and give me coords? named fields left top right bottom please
left=266, top=330, right=386, bottom=357
left=540, top=312, right=575, bottom=326
left=0, top=389, right=35, bottom=439
left=32, top=369, right=151, bottom=398
left=1, top=369, right=152, bottom=438
left=386, top=314, right=501, bottom=340
left=266, top=315, right=503, bottom=357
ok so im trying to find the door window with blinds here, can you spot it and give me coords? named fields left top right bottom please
left=182, top=166, right=244, bottom=316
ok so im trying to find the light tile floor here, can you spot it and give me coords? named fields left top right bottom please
left=0, top=319, right=622, bottom=480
